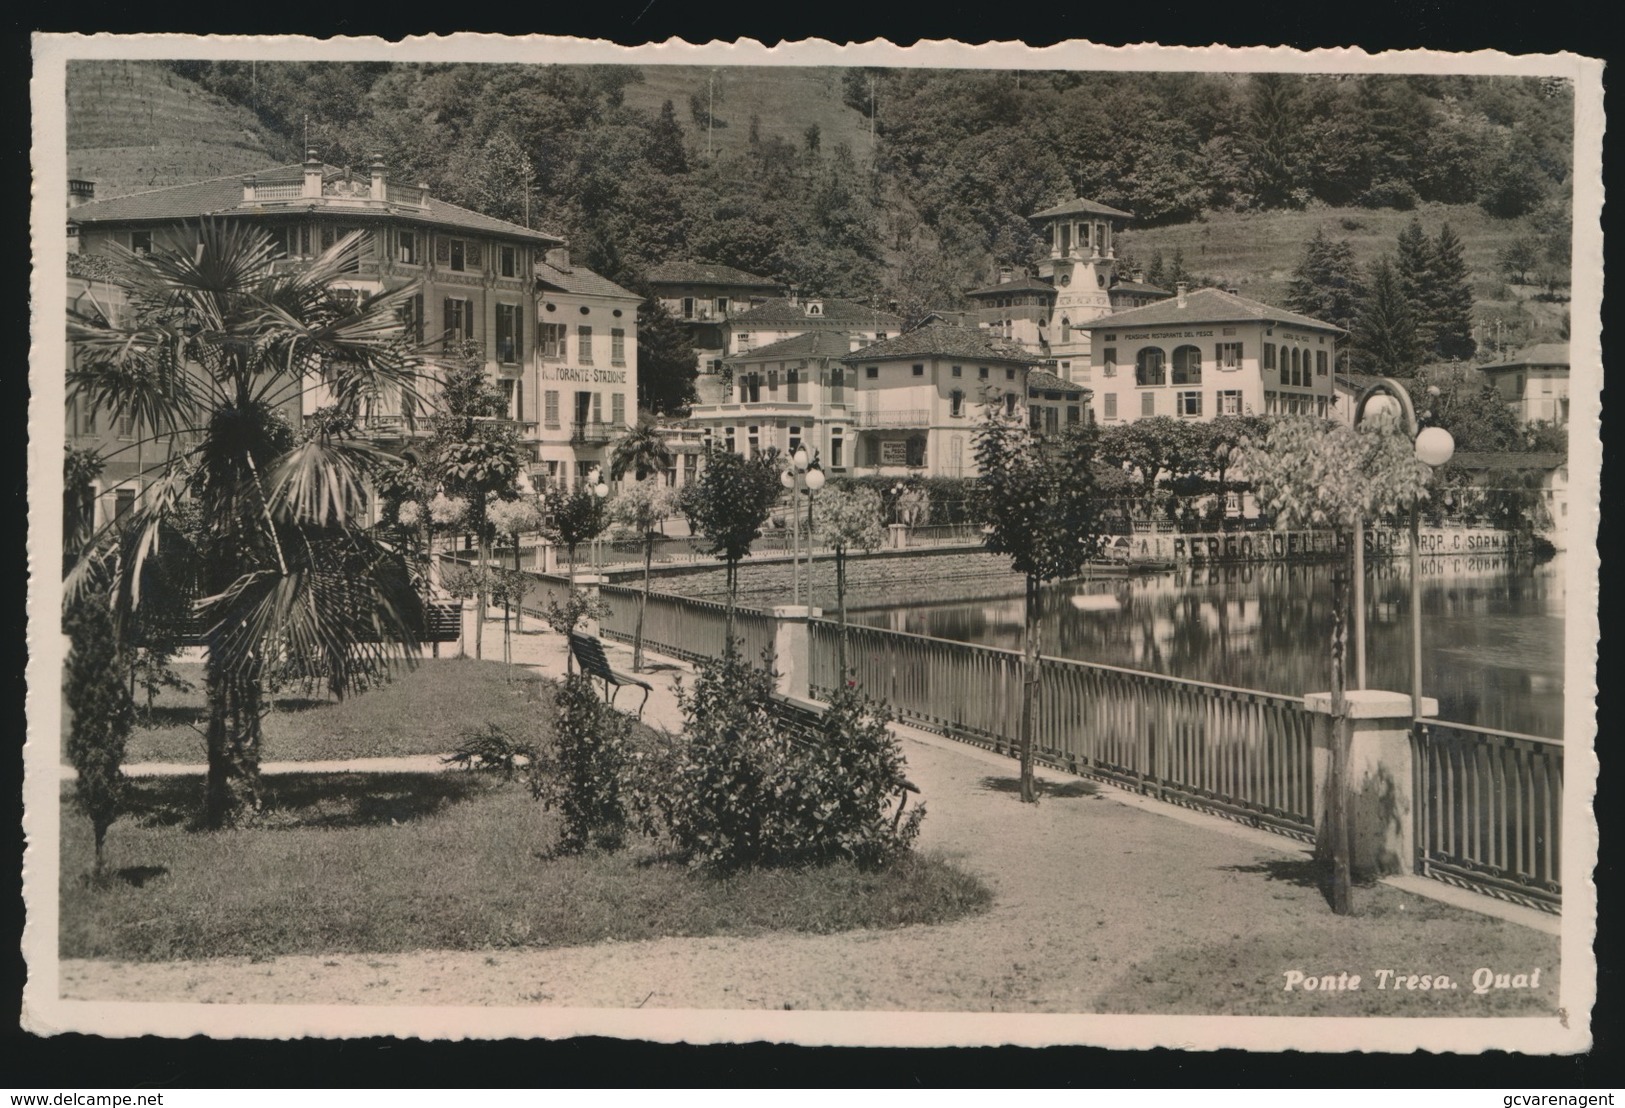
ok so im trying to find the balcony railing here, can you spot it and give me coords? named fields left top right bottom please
left=571, top=420, right=615, bottom=444
left=857, top=409, right=930, bottom=428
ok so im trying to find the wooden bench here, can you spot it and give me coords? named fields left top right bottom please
left=569, top=632, right=653, bottom=718
left=768, top=694, right=920, bottom=798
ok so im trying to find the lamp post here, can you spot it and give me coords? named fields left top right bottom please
left=781, top=447, right=825, bottom=607
left=589, top=467, right=609, bottom=570
left=1350, top=378, right=1456, bottom=718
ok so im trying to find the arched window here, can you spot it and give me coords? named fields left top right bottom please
left=1136, top=347, right=1166, bottom=387
left=1061, top=317, right=1072, bottom=343
left=1172, top=345, right=1203, bottom=386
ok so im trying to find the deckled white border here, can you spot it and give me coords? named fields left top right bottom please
left=25, top=33, right=1604, bottom=1052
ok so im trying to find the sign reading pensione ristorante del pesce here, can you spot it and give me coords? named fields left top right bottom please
left=1121, top=329, right=1217, bottom=340
left=541, top=366, right=629, bottom=384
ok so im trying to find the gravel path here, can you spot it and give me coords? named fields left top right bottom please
left=58, top=618, right=1558, bottom=1013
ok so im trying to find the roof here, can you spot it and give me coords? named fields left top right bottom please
left=1487, top=343, right=1570, bottom=369
left=965, top=276, right=1057, bottom=298
left=1030, top=197, right=1136, bottom=221
left=841, top=321, right=1040, bottom=366
left=1110, top=279, right=1171, bottom=296
left=67, top=162, right=562, bottom=245
left=1074, top=286, right=1343, bottom=334
left=732, top=296, right=905, bottom=328
left=645, top=260, right=780, bottom=290
left=1026, top=369, right=1088, bottom=396
left=724, top=329, right=856, bottom=363
left=1450, top=451, right=1567, bottom=472
left=536, top=261, right=638, bottom=301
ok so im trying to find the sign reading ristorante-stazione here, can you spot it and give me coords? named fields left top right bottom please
left=541, top=366, right=629, bottom=384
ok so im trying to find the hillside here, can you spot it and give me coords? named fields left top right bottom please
left=1117, top=203, right=1569, bottom=350
left=622, top=65, right=874, bottom=163
left=66, top=60, right=280, bottom=199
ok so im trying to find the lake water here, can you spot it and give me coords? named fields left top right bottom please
left=849, top=554, right=1569, bottom=739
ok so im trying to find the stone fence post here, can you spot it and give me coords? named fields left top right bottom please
left=888, top=523, right=909, bottom=550
left=770, top=605, right=814, bottom=702
left=1304, top=689, right=1435, bottom=879
left=533, top=540, right=558, bottom=575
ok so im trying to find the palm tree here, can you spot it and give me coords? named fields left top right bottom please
left=66, top=219, right=427, bottom=828
left=609, top=417, right=674, bottom=483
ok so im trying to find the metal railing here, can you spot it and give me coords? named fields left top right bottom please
left=596, top=583, right=777, bottom=668
left=809, top=621, right=1318, bottom=840
left=1412, top=720, right=1562, bottom=911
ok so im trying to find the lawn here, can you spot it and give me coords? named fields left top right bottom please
left=96, top=656, right=553, bottom=764
left=59, top=773, right=992, bottom=961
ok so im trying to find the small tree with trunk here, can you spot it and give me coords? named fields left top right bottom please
left=542, top=484, right=610, bottom=587
left=609, top=480, right=680, bottom=672
left=680, top=449, right=783, bottom=643
left=1235, top=412, right=1431, bottom=914
left=813, top=484, right=886, bottom=678
left=487, top=495, right=543, bottom=635
left=973, top=409, right=1107, bottom=803
left=64, top=595, right=134, bottom=879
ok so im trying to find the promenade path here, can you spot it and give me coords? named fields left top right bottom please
left=59, top=610, right=1558, bottom=1013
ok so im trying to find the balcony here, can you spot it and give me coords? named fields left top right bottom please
left=571, top=420, right=615, bottom=444
left=856, top=409, right=930, bottom=428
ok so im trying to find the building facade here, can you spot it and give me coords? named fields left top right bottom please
left=1030, top=196, right=1137, bottom=366
left=1478, top=343, right=1570, bottom=428
left=533, top=254, right=641, bottom=489
left=836, top=322, right=1041, bottom=479
left=1076, top=286, right=1342, bottom=424
left=645, top=260, right=781, bottom=403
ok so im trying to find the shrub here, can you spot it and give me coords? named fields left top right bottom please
left=536, top=674, right=632, bottom=853
left=632, top=647, right=923, bottom=872
left=444, top=722, right=536, bottom=782
left=1356, top=179, right=1420, bottom=211
left=64, top=596, right=134, bottom=877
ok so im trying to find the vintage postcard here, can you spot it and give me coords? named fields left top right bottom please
left=24, top=34, right=1603, bottom=1052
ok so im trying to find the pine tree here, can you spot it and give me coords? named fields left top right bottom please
left=648, top=100, right=689, bottom=176
left=1429, top=223, right=1477, bottom=361
left=1284, top=229, right=1365, bottom=331
left=1145, top=250, right=1167, bottom=289
left=1351, top=256, right=1422, bottom=378
left=1394, top=217, right=1437, bottom=354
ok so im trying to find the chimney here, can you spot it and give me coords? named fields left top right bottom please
left=545, top=245, right=571, bottom=271
left=787, top=286, right=800, bottom=307
left=1176, top=281, right=1188, bottom=308
left=303, top=149, right=323, bottom=198
left=1133, top=269, right=1145, bottom=284
left=68, top=179, right=95, bottom=208
left=998, top=266, right=1013, bottom=284
left=369, top=155, right=387, bottom=201
left=241, top=174, right=256, bottom=203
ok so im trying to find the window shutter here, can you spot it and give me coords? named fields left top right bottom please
left=444, top=298, right=456, bottom=337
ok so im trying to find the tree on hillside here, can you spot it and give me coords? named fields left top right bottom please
left=1242, top=73, right=1309, bottom=210
left=1479, top=136, right=1548, bottom=219
left=1285, top=230, right=1365, bottom=334
left=1428, top=224, right=1477, bottom=361
left=974, top=413, right=1107, bottom=804
left=680, top=449, right=782, bottom=643
left=67, top=221, right=424, bottom=828
left=634, top=299, right=700, bottom=416
left=1498, top=238, right=1541, bottom=285
left=1394, top=218, right=1439, bottom=354
left=1350, top=256, right=1422, bottom=378
left=648, top=100, right=690, bottom=176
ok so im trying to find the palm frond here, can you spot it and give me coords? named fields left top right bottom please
left=266, top=437, right=400, bottom=528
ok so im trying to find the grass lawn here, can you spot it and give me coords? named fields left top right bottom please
left=96, top=657, right=552, bottom=764
left=59, top=774, right=992, bottom=961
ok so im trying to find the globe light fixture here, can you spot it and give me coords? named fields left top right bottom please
left=1416, top=426, right=1457, bottom=468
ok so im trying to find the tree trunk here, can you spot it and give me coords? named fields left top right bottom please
left=1019, top=572, right=1041, bottom=804
left=513, top=534, right=524, bottom=632
left=92, top=823, right=107, bottom=879
left=474, top=535, right=491, bottom=660
left=635, top=531, right=652, bottom=671
left=836, top=546, right=848, bottom=681
left=1326, top=541, right=1354, bottom=915
left=203, top=656, right=265, bottom=829
left=725, top=558, right=737, bottom=651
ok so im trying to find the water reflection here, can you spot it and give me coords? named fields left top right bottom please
left=850, top=556, right=1566, bottom=738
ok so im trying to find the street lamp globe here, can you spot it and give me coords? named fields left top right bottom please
left=804, top=467, right=826, bottom=492
left=593, top=480, right=608, bottom=498
left=793, top=447, right=810, bottom=472
left=781, top=468, right=797, bottom=490
left=1416, top=426, right=1457, bottom=468
left=1363, top=394, right=1402, bottom=424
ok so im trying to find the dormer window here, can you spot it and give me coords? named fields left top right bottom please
left=805, top=301, right=823, bottom=316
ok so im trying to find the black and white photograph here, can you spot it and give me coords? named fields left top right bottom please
left=24, top=34, right=1603, bottom=1052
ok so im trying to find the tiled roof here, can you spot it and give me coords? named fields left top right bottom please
left=732, top=296, right=905, bottom=328
left=1489, top=343, right=1570, bottom=369
left=724, top=330, right=856, bottom=363
left=1031, top=196, right=1135, bottom=221
left=645, top=260, right=781, bottom=289
left=1110, top=279, right=1171, bottom=296
left=1451, top=451, right=1567, bottom=471
left=1027, top=369, right=1088, bottom=395
left=965, top=276, right=1057, bottom=298
left=1074, top=286, right=1343, bottom=334
left=67, top=162, right=562, bottom=245
left=536, top=261, right=638, bottom=301
left=841, top=321, right=1040, bottom=365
